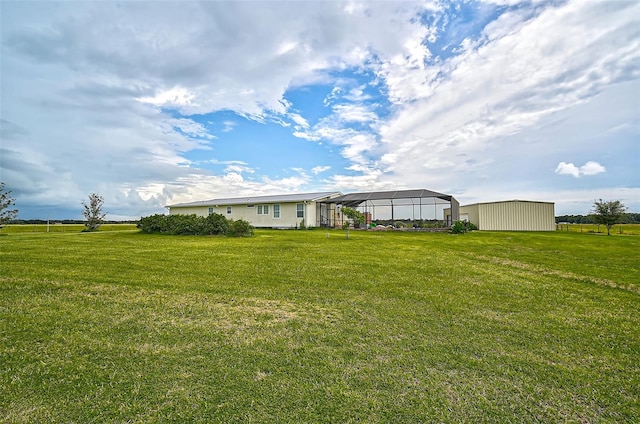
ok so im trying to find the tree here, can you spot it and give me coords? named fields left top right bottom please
left=591, top=199, right=626, bottom=235
left=341, top=207, right=365, bottom=228
left=0, top=182, right=18, bottom=225
left=82, top=193, right=106, bottom=231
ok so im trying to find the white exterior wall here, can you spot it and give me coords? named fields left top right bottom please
left=170, top=201, right=315, bottom=228
left=168, top=206, right=209, bottom=217
left=474, top=201, right=555, bottom=231
left=460, top=204, right=480, bottom=227
left=452, top=201, right=555, bottom=231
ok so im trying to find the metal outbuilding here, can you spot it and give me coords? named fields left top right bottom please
left=445, top=200, right=555, bottom=231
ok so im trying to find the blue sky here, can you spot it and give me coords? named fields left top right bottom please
left=1, top=0, right=638, bottom=220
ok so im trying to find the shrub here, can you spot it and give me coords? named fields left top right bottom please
left=138, top=213, right=247, bottom=236
left=166, top=214, right=203, bottom=235
left=203, top=213, right=229, bottom=235
left=451, top=220, right=477, bottom=234
left=451, top=221, right=468, bottom=234
left=138, top=214, right=170, bottom=233
left=226, top=219, right=254, bottom=237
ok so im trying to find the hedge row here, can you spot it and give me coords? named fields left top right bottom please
left=137, top=213, right=254, bottom=237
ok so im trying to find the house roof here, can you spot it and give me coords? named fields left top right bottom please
left=168, top=191, right=342, bottom=208
left=323, top=189, right=455, bottom=207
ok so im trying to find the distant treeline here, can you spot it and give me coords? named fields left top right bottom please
left=555, top=213, right=640, bottom=224
left=8, top=219, right=139, bottom=225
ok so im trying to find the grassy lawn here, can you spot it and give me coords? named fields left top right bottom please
left=555, top=223, right=640, bottom=235
left=0, top=223, right=138, bottom=233
left=1, top=229, right=638, bottom=423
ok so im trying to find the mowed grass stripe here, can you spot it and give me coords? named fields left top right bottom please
left=1, top=230, right=638, bottom=422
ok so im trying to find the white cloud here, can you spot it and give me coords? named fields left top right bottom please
left=137, top=87, right=195, bottom=107
left=579, top=161, right=607, bottom=176
left=374, top=0, right=638, bottom=191
left=224, top=164, right=255, bottom=174
left=344, top=86, right=372, bottom=102
left=311, top=166, right=331, bottom=175
left=289, top=113, right=310, bottom=129
left=555, top=162, right=580, bottom=178
left=292, top=131, right=321, bottom=141
left=223, top=172, right=244, bottom=183
left=332, top=104, right=378, bottom=124
left=165, top=118, right=214, bottom=140
left=222, top=121, right=237, bottom=133
left=1, top=0, right=637, bottom=218
left=556, top=161, right=606, bottom=178
left=324, top=87, right=342, bottom=106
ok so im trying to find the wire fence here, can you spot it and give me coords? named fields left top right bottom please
left=555, top=223, right=640, bottom=235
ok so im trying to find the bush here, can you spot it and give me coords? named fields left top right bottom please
left=226, top=219, right=254, bottom=237
left=138, top=214, right=170, bottom=233
left=166, top=214, right=204, bottom=235
left=450, top=220, right=477, bottom=234
left=203, top=213, right=229, bottom=235
left=451, top=221, right=467, bottom=234
left=137, top=213, right=250, bottom=237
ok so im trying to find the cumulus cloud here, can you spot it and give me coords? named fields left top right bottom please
left=556, top=161, right=606, bottom=178
left=311, top=166, right=331, bottom=175
left=289, top=113, right=310, bottom=129
left=579, top=161, right=607, bottom=176
left=1, top=0, right=637, bottom=218
left=224, top=164, right=255, bottom=174
left=374, top=0, right=638, bottom=191
left=555, top=162, right=581, bottom=178
left=137, top=87, right=196, bottom=107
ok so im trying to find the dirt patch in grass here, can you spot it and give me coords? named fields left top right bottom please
left=5, top=279, right=340, bottom=349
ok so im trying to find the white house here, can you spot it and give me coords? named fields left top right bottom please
left=167, top=192, right=342, bottom=228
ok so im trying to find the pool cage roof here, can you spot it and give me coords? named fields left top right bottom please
left=322, top=189, right=460, bottom=224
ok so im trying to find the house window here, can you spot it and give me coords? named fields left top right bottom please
left=247, top=204, right=255, bottom=208
left=263, top=204, right=269, bottom=215
left=296, top=203, right=304, bottom=218
left=273, top=204, right=280, bottom=218
left=257, top=205, right=270, bottom=215
left=226, top=206, right=232, bottom=214
left=257, top=205, right=263, bottom=215
left=208, top=207, right=214, bottom=215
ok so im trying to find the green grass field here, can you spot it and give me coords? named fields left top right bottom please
left=555, top=222, right=640, bottom=235
left=1, top=229, right=638, bottom=423
left=0, top=223, right=138, bottom=233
